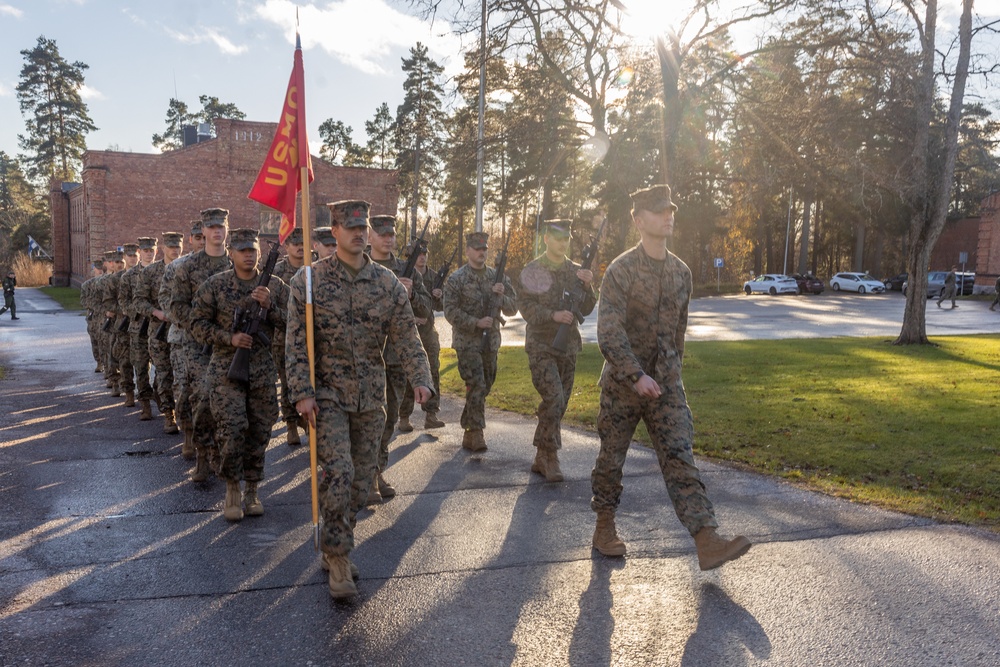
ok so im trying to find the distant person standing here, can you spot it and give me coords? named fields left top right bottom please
left=1, top=270, right=19, bottom=320
left=990, top=276, right=1000, bottom=311
left=590, top=184, right=751, bottom=571
left=937, top=266, right=958, bottom=309
left=81, top=260, right=105, bottom=369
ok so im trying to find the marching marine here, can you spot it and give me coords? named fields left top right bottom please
left=80, top=259, right=106, bottom=373
left=398, top=245, right=445, bottom=432
left=121, top=237, right=158, bottom=420
left=272, top=227, right=307, bottom=446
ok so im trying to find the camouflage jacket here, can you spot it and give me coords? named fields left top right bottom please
left=519, top=255, right=596, bottom=354
left=119, top=263, right=150, bottom=334
left=135, top=260, right=168, bottom=334
left=373, top=253, right=431, bottom=366
left=271, top=258, right=303, bottom=350
left=168, top=250, right=232, bottom=342
left=443, top=263, right=517, bottom=352
left=101, top=271, right=124, bottom=320
left=597, top=244, right=690, bottom=388
left=190, top=268, right=289, bottom=371
left=413, top=268, right=440, bottom=339
left=159, top=255, right=187, bottom=343
left=285, top=255, right=433, bottom=411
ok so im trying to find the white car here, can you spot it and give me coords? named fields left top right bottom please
left=743, top=274, right=799, bottom=295
left=830, top=272, right=886, bottom=294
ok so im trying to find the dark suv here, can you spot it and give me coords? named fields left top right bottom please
left=791, top=273, right=825, bottom=294
left=883, top=273, right=907, bottom=291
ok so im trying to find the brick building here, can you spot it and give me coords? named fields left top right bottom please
left=50, top=118, right=399, bottom=286
left=971, top=191, right=1000, bottom=293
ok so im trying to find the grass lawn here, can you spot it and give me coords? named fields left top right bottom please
left=39, top=286, right=84, bottom=311
left=440, top=336, right=1000, bottom=529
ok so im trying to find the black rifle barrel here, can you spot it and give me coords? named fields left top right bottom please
left=227, top=242, right=281, bottom=383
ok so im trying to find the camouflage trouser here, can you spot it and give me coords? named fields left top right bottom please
left=400, top=327, right=441, bottom=418
left=170, top=343, right=190, bottom=429
left=86, top=317, right=102, bottom=365
left=591, top=372, right=717, bottom=537
left=148, top=336, right=174, bottom=412
left=526, top=340, right=577, bottom=452
left=184, top=341, right=217, bottom=455
left=272, top=340, right=297, bottom=424
left=937, top=285, right=957, bottom=307
left=129, top=332, right=153, bottom=400
left=456, top=344, right=498, bottom=431
left=377, top=365, right=407, bottom=472
left=209, top=359, right=278, bottom=483
left=101, top=329, right=119, bottom=385
left=113, top=330, right=135, bottom=392
left=315, top=401, right=385, bottom=556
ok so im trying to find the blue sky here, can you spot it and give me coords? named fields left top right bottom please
left=0, top=0, right=465, bottom=159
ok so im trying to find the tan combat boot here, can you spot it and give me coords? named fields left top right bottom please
left=110, top=383, right=121, bottom=397
left=531, top=449, right=548, bottom=477
left=243, top=481, right=264, bottom=516
left=191, top=447, right=210, bottom=482
left=593, top=510, right=627, bottom=557
left=223, top=480, right=243, bottom=521
left=180, top=429, right=195, bottom=459
left=366, top=471, right=382, bottom=505
left=163, top=409, right=180, bottom=435
left=286, top=419, right=301, bottom=447
left=462, top=429, right=487, bottom=452
left=124, top=390, right=135, bottom=407
left=377, top=473, right=396, bottom=499
left=326, top=554, right=358, bottom=599
left=693, top=527, right=751, bottom=571
left=424, top=412, right=445, bottom=429
left=139, top=400, right=152, bottom=421
left=544, top=450, right=564, bottom=482
left=321, top=553, right=360, bottom=580
left=397, top=416, right=414, bottom=433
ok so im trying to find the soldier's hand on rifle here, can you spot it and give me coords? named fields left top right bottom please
left=476, top=316, right=494, bottom=329
left=491, top=282, right=505, bottom=296
left=398, top=277, right=413, bottom=297
left=552, top=310, right=575, bottom=325
left=250, top=286, right=271, bottom=309
left=634, top=374, right=662, bottom=398
left=413, top=386, right=432, bottom=405
left=106, top=310, right=114, bottom=318
left=296, top=397, right=318, bottom=429
left=231, top=332, right=254, bottom=349
left=152, top=309, right=167, bottom=321
left=576, top=269, right=594, bottom=284
left=431, top=287, right=443, bottom=299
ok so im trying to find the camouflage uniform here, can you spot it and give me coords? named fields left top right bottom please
left=400, top=267, right=442, bottom=419
left=80, top=268, right=104, bottom=370
left=191, top=268, right=288, bottom=483
left=285, top=255, right=433, bottom=556
left=372, top=250, right=432, bottom=473
left=443, top=257, right=517, bottom=432
left=519, top=253, right=596, bottom=453
left=169, top=248, right=232, bottom=462
left=160, top=257, right=190, bottom=431
left=120, top=255, right=154, bottom=403
left=136, top=257, right=172, bottom=414
left=102, top=263, right=130, bottom=394
left=591, top=243, right=717, bottom=536
left=272, top=254, right=303, bottom=432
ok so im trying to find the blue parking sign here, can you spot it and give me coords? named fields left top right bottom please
left=714, top=258, right=724, bottom=268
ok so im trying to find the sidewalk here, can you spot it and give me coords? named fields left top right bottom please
left=1, top=300, right=998, bottom=666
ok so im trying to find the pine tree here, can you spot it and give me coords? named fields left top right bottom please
left=364, top=103, right=396, bottom=169
left=151, top=98, right=196, bottom=151
left=16, top=35, right=97, bottom=183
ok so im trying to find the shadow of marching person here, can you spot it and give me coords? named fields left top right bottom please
left=680, top=582, right=771, bottom=666
left=568, top=556, right=626, bottom=666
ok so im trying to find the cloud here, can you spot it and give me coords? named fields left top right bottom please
left=0, top=81, right=11, bottom=97
left=164, top=25, right=249, bottom=56
left=0, top=3, right=23, bottom=18
left=978, top=0, right=1000, bottom=17
left=253, top=0, right=462, bottom=76
left=79, top=84, right=105, bottom=101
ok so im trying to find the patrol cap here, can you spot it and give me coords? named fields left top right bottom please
left=283, top=227, right=304, bottom=245
left=162, top=232, right=184, bottom=248
left=105, top=249, right=123, bottom=261
left=137, top=237, right=157, bottom=250
left=92, top=259, right=105, bottom=269
left=200, top=207, right=230, bottom=227
left=122, top=243, right=140, bottom=255
left=542, top=219, right=573, bottom=238
left=630, top=184, right=678, bottom=214
left=370, top=215, right=397, bottom=235
left=466, top=231, right=489, bottom=250
left=190, top=220, right=203, bottom=235
left=313, top=226, right=337, bottom=246
left=228, top=228, right=260, bottom=251
left=328, top=200, right=371, bottom=228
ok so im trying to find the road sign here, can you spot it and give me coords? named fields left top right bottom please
left=714, top=258, right=724, bottom=268
left=959, top=252, right=968, bottom=263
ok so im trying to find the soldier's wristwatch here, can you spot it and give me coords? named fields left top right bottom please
left=628, top=371, right=644, bottom=384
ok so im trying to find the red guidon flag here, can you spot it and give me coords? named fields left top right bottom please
left=248, top=34, right=314, bottom=244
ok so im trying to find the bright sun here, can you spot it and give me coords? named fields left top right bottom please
left=615, top=0, right=678, bottom=40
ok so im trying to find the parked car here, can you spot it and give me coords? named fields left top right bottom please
left=883, top=272, right=907, bottom=291
left=743, top=274, right=799, bottom=295
left=903, top=271, right=975, bottom=297
left=790, top=273, right=825, bottom=295
left=829, top=272, right=886, bottom=294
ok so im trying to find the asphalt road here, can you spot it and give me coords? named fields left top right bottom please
left=1, top=289, right=998, bottom=667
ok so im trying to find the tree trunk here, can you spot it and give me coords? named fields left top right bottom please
left=798, top=194, right=812, bottom=274
left=853, top=222, right=866, bottom=272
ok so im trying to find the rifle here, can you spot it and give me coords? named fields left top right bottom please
left=227, top=242, right=281, bottom=383
left=551, top=216, right=607, bottom=353
left=116, top=315, right=130, bottom=333
left=399, top=216, right=431, bottom=280
left=480, top=228, right=513, bottom=354
left=102, top=315, right=114, bottom=332
left=153, top=319, right=169, bottom=342
left=138, top=317, right=150, bottom=337
left=432, top=246, right=460, bottom=292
